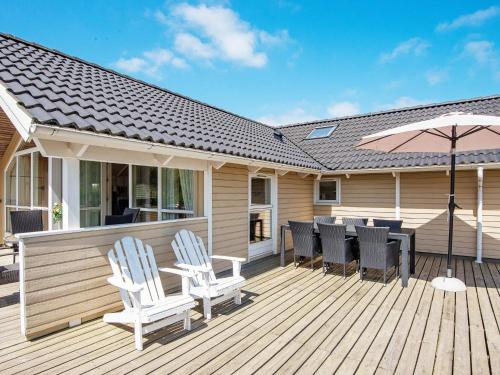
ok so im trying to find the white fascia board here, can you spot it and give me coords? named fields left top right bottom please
left=0, top=83, right=34, bottom=140
left=33, top=124, right=319, bottom=174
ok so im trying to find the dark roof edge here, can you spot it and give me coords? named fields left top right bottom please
left=0, top=32, right=278, bottom=130
left=279, top=94, right=500, bottom=129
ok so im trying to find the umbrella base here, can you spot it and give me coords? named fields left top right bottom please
left=431, top=276, right=466, bottom=292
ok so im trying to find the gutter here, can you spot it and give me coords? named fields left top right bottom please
left=32, top=124, right=321, bottom=175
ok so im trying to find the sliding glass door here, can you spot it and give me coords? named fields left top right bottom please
left=80, top=161, right=102, bottom=228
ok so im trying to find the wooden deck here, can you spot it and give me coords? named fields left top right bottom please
left=0, top=253, right=498, bottom=374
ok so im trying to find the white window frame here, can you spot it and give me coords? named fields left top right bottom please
left=314, top=177, right=341, bottom=205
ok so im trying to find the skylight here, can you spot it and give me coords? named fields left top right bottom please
left=306, top=125, right=337, bottom=139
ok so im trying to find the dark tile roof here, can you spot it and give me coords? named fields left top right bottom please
left=0, top=33, right=322, bottom=170
left=281, top=95, right=500, bottom=171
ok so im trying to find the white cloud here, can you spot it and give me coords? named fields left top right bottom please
left=115, top=57, right=148, bottom=73
left=113, top=48, right=187, bottom=79
left=425, top=69, right=448, bottom=86
left=376, top=96, right=432, bottom=111
left=327, top=101, right=360, bottom=118
left=257, top=107, right=319, bottom=126
left=170, top=3, right=290, bottom=68
left=174, top=33, right=216, bottom=60
left=463, top=40, right=495, bottom=63
left=437, top=6, right=500, bottom=31
left=379, top=38, right=429, bottom=64
left=384, top=80, right=403, bottom=90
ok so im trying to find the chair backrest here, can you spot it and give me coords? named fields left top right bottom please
left=104, top=213, right=134, bottom=226
left=355, top=226, right=389, bottom=252
left=108, top=236, right=165, bottom=309
left=373, top=219, right=402, bottom=232
left=317, top=223, right=346, bottom=262
left=10, top=210, right=44, bottom=234
left=288, top=221, right=315, bottom=255
left=313, top=216, right=336, bottom=229
left=171, top=229, right=216, bottom=287
left=123, top=208, right=141, bottom=223
left=342, top=217, right=368, bottom=231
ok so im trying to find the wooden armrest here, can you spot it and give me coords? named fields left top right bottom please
left=175, top=262, right=211, bottom=273
left=107, top=277, right=143, bottom=293
left=158, top=267, right=193, bottom=278
left=211, top=255, right=246, bottom=262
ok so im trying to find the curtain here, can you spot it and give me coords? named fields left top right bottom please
left=179, top=170, right=194, bottom=212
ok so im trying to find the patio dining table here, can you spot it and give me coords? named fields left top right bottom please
left=279, top=224, right=416, bottom=287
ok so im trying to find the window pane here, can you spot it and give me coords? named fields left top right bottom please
left=132, top=166, right=157, bottom=209
left=137, top=211, right=158, bottom=223
left=5, top=207, right=15, bottom=233
left=80, top=161, right=101, bottom=227
left=319, top=180, right=337, bottom=201
left=307, top=126, right=337, bottom=139
left=18, top=153, right=31, bottom=206
left=162, top=212, right=192, bottom=221
left=162, top=168, right=194, bottom=212
left=6, top=158, right=16, bottom=205
left=251, top=178, right=270, bottom=205
left=33, top=152, right=48, bottom=207
left=249, top=209, right=272, bottom=243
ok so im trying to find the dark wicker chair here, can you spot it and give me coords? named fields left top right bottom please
left=313, top=216, right=336, bottom=230
left=342, top=217, right=369, bottom=229
left=10, top=210, right=44, bottom=263
left=289, top=221, right=320, bottom=270
left=317, top=223, right=356, bottom=277
left=104, top=213, right=134, bottom=226
left=123, top=208, right=140, bottom=223
left=355, top=226, right=400, bottom=285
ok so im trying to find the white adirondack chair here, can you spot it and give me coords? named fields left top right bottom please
left=172, top=229, right=246, bottom=320
left=103, top=236, right=196, bottom=351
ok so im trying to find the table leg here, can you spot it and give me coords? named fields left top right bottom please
left=280, top=226, right=285, bottom=267
left=410, top=233, right=416, bottom=275
left=401, top=236, right=409, bottom=287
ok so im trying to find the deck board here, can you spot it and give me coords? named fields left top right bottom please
left=0, top=253, right=497, bottom=374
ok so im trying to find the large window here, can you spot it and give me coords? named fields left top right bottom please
left=314, top=178, right=340, bottom=204
left=130, top=165, right=196, bottom=223
left=5, top=150, right=49, bottom=232
left=80, top=161, right=102, bottom=228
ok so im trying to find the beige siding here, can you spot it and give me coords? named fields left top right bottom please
left=279, top=172, right=314, bottom=249
left=400, top=171, right=477, bottom=257
left=314, top=173, right=396, bottom=222
left=20, top=217, right=208, bottom=339
left=212, top=164, right=248, bottom=269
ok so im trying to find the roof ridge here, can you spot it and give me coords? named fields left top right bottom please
left=0, top=32, right=276, bottom=130
left=279, top=94, right=500, bottom=129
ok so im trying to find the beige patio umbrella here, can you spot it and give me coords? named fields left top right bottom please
left=356, top=111, right=500, bottom=292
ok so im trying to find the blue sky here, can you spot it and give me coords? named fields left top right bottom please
left=2, top=1, right=500, bottom=125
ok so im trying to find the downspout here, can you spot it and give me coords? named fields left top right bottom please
left=476, top=166, right=484, bottom=263
left=395, top=172, right=401, bottom=220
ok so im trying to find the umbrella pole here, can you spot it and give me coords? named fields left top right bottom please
left=447, top=128, right=457, bottom=278
left=431, top=125, right=466, bottom=292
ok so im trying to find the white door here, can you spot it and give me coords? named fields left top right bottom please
left=249, top=173, right=276, bottom=260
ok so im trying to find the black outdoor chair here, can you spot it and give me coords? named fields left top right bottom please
left=355, top=226, right=400, bottom=285
left=341, top=217, right=369, bottom=229
left=373, top=219, right=403, bottom=231
left=123, top=208, right=140, bottom=223
left=289, top=221, right=320, bottom=270
left=313, top=216, right=336, bottom=230
left=10, top=210, right=44, bottom=263
left=104, top=213, right=134, bottom=226
left=317, top=223, right=356, bottom=278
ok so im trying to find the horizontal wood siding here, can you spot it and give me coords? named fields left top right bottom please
left=400, top=171, right=477, bottom=257
left=279, top=173, right=314, bottom=249
left=314, top=174, right=396, bottom=223
left=20, top=217, right=208, bottom=339
left=212, top=164, right=248, bottom=270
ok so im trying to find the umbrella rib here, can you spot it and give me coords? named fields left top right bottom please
left=483, top=126, right=500, bottom=137
left=356, top=133, right=394, bottom=148
left=422, top=129, right=450, bottom=139
left=387, top=131, right=426, bottom=153
left=457, top=125, right=485, bottom=139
